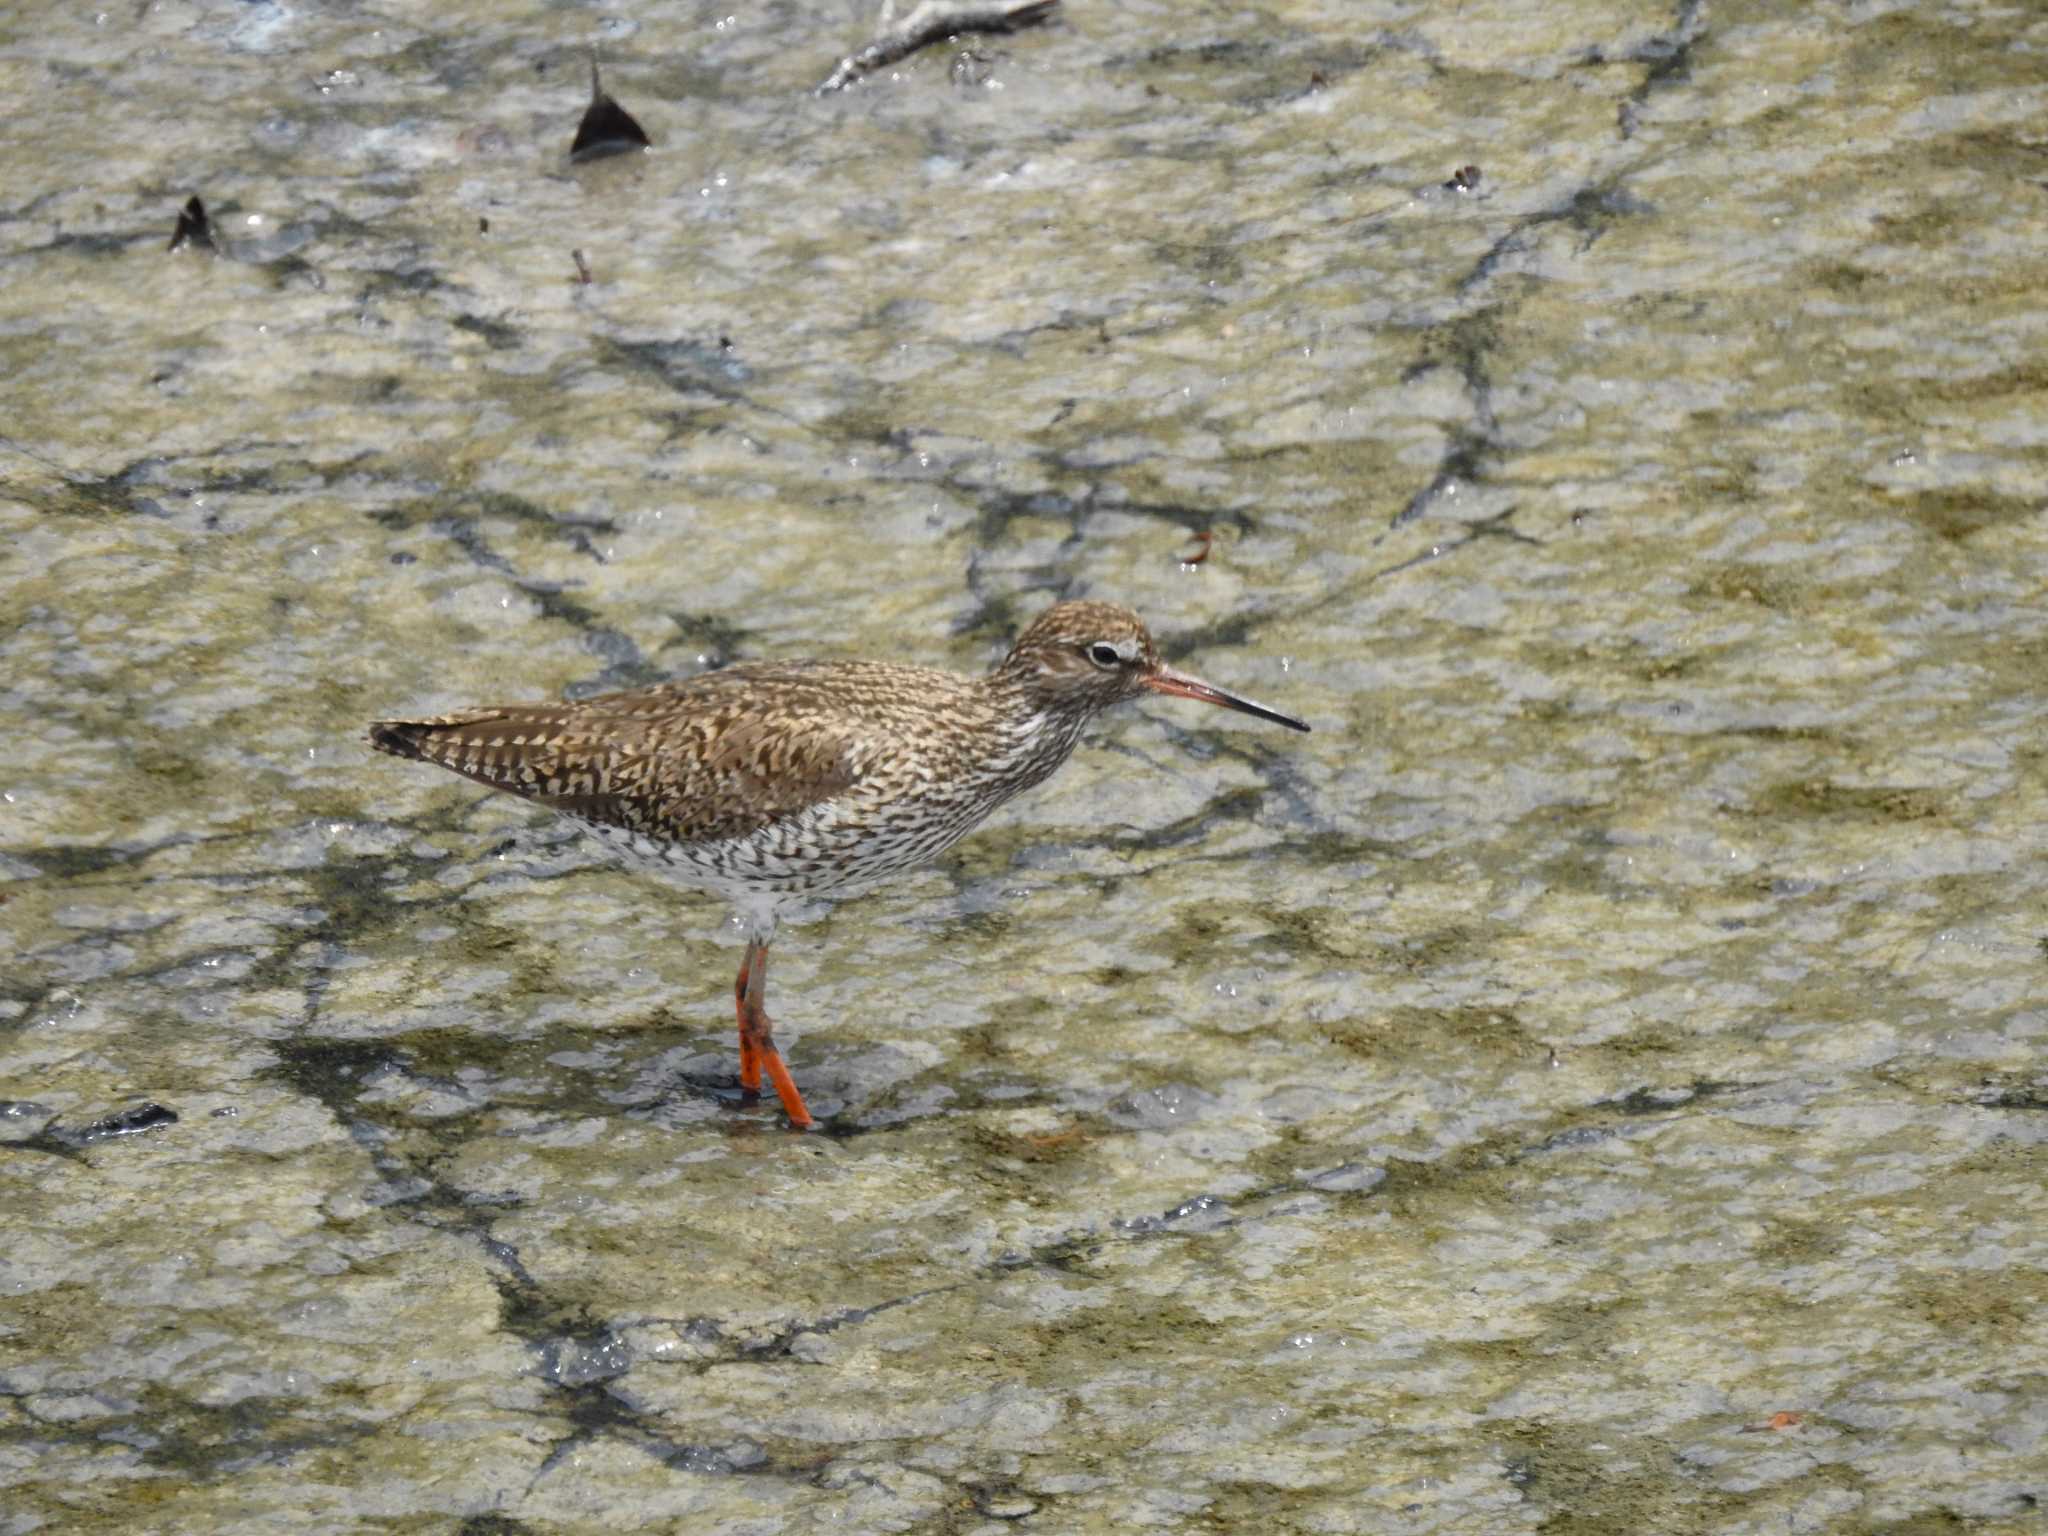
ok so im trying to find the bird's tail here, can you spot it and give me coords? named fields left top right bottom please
left=366, top=719, right=436, bottom=762
left=366, top=707, right=591, bottom=798
left=366, top=709, right=524, bottom=777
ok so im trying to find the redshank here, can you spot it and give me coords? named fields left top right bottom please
left=368, top=600, right=1308, bottom=1128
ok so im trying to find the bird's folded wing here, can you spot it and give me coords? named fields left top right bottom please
left=368, top=704, right=863, bottom=847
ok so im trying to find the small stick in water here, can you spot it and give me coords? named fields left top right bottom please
left=818, top=0, right=1059, bottom=95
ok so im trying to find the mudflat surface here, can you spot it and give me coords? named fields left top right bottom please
left=3, top=2, right=2045, bottom=1532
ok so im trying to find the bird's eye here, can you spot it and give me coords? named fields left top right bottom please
left=1085, top=641, right=1123, bottom=670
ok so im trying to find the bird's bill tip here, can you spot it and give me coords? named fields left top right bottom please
left=1141, top=666, right=1310, bottom=732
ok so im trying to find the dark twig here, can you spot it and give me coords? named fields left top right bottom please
left=817, top=0, right=1058, bottom=94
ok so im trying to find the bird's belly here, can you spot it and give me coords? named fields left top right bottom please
left=571, top=787, right=1001, bottom=903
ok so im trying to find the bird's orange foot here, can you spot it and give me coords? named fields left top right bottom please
left=732, top=935, right=813, bottom=1129
left=735, top=1017, right=763, bottom=1096
left=761, top=1050, right=814, bottom=1130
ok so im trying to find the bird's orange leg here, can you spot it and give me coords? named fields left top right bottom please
left=737, top=940, right=814, bottom=1130
left=734, top=943, right=762, bottom=1095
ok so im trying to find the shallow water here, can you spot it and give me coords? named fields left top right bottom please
left=3, top=1, right=2046, bottom=1531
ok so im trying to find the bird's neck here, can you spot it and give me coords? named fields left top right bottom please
left=974, top=673, right=1099, bottom=802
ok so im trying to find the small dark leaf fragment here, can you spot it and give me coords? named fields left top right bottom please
left=571, top=55, right=652, bottom=162
left=167, top=195, right=215, bottom=253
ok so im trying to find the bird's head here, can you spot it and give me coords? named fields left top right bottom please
left=996, top=600, right=1309, bottom=732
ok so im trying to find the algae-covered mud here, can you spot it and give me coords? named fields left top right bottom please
left=3, top=1, right=2045, bottom=1531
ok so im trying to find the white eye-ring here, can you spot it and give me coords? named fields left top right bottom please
left=1085, top=641, right=1123, bottom=669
